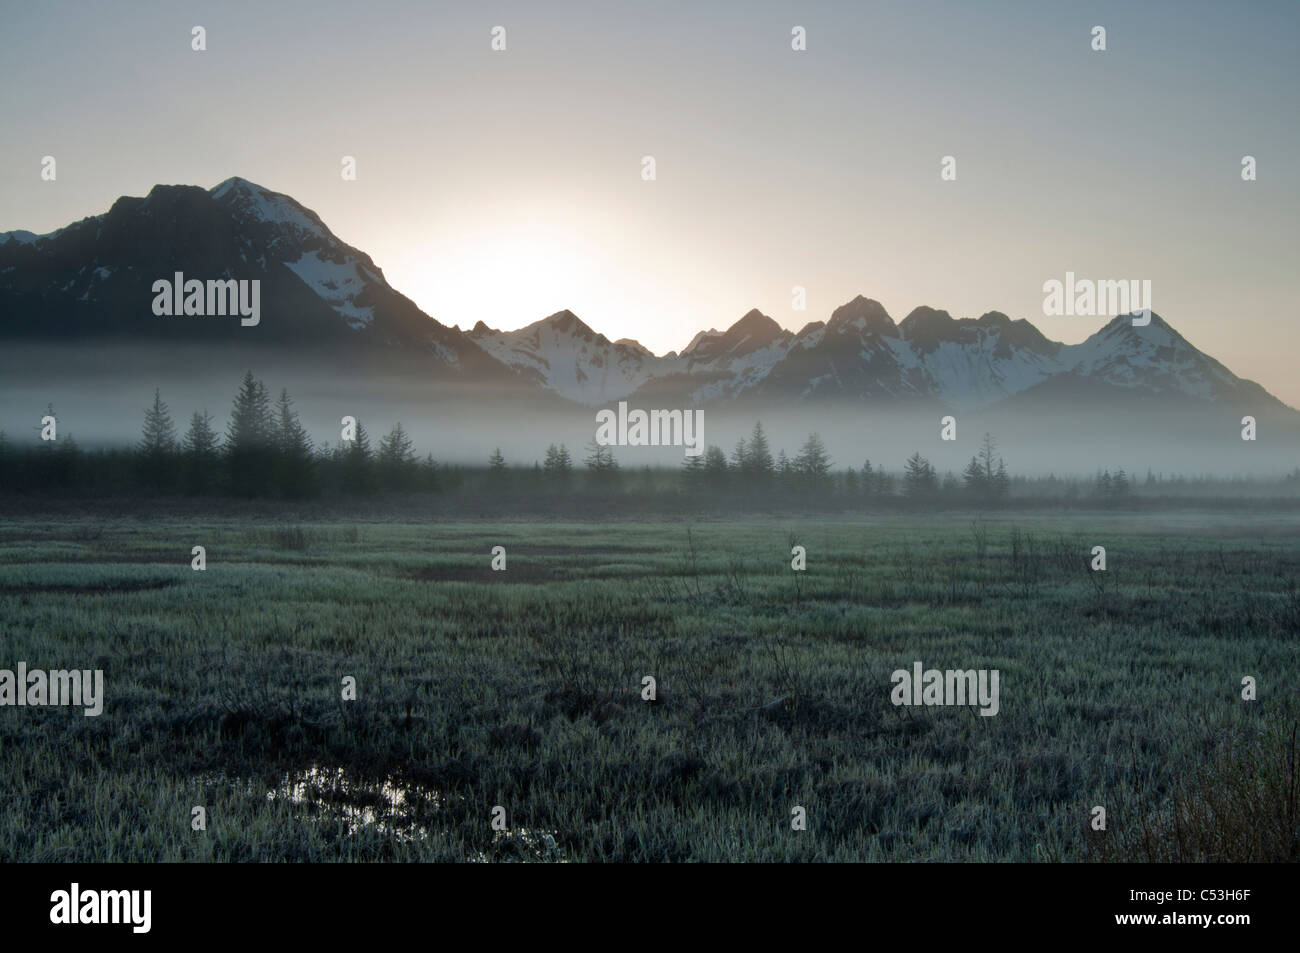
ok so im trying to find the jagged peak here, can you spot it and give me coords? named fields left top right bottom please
left=828, top=295, right=896, bottom=335
left=1087, top=311, right=1188, bottom=352
left=899, top=305, right=954, bottom=326
left=145, top=183, right=210, bottom=199
left=896, top=306, right=961, bottom=352
left=1099, top=310, right=1172, bottom=333
left=724, top=308, right=782, bottom=337
left=614, top=337, right=651, bottom=354
left=210, top=176, right=269, bottom=199
left=208, top=177, right=332, bottom=239
left=682, top=328, right=721, bottom=354
left=678, top=307, right=790, bottom=360
left=515, top=309, right=604, bottom=343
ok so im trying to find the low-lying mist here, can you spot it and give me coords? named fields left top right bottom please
left=2, top=344, right=1296, bottom=480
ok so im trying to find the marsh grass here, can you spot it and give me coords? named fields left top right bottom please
left=0, top=512, right=1296, bottom=861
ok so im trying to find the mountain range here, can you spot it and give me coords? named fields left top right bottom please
left=0, top=177, right=1291, bottom=419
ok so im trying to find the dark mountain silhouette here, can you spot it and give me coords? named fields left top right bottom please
left=2, top=179, right=1293, bottom=422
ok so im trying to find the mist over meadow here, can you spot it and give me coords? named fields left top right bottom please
left=2, top=342, right=1296, bottom=483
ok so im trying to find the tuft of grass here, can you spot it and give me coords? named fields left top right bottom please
left=1088, top=714, right=1299, bottom=862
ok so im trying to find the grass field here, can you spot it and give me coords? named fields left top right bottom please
left=1, top=511, right=1297, bottom=862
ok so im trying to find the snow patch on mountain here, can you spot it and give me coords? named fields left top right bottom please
left=212, top=178, right=325, bottom=234
left=283, top=250, right=375, bottom=330
left=210, top=177, right=339, bottom=263
left=1057, top=315, right=1230, bottom=400
left=900, top=329, right=1059, bottom=407
left=471, top=312, right=673, bottom=404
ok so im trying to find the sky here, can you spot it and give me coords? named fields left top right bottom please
left=2, top=0, right=1298, bottom=405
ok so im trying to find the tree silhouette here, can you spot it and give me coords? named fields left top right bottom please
left=795, top=433, right=832, bottom=490
left=681, top=449, right=704, bottom=487
left=978, top=433, right=999, bottom=484
left=746, top=422, right=774, bottom=487
left=378, top=422, right=417, bottom=490
left=1112, top=468, right=1130, bottom=497
left=703, top=445, right=729, bottom=489
left=225, top=372, right=275, bottom=497
left=274, top=389, right=317, bottom=498
left=730, top=437, right=748, bottom=472
left=137, top=388, right=176, bottom=492
left=543, top=443, right=573, bottom=487
left=993, top=459, right=1010, bottom=498
left=181, top=409, right=220, bottom=494
left=341, top=418, right=376, bottom=494
left=776, top=450, right=794, bottom=492
left=903, top=452, right=938, bottom=497
left=584, top=439, right=619, bottom=488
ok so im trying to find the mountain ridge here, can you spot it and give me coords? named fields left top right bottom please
left=1, top=178, right=1292, bottom=417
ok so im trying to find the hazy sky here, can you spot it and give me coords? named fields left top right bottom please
left=2, top=0, right=1298, bottom=405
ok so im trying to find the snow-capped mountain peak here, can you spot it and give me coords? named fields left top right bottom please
left=210, top=177, right=331, bottom=243
left=0, top=177, right=534, bottom=390
left=2, top=176, right=1288, bottom=417
left=468, top=309, right=666, bottom=404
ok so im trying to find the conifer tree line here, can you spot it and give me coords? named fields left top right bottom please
left=679, top=422, right=1010, bottom=499
left=0, top=375, right=1229, bottom=503
left=0, top=373, right=445, bottom=498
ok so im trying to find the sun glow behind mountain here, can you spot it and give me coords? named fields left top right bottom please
left=1, top=1, right=1298, bottom=400
left=400, top=221, right=603, bottom=333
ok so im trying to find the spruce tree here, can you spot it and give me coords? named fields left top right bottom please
left=904, top=452, right=938, bottom=497
left=583, top=440, right=619, bottom=487
left=1112, top=468, right=1130, bottom=498
left=703, top=445, right=729, bottom=489
left=543, top=443, right=574, bottom=488
left=776, top=450, right=793, bottom=492
left=225, top=372, right=275, bottom=496
left=341, top=419, right=376, bottom=494
left=747, top=422, right=774, bottom=485
left=978, top=433, right=999, bottom=483
left=730, top=437, right=748, bottom=473
left=795, top=433, right=832, bottom=489
left=993, top=459, right=1010, bottom=497
left=682, top=449, right=705, bottom=488
left=181, top=409, right=220, bottom=494
left=137, top=388, right=177, bottom=492
left=274, top=389, right=317, bottom=498
left=963, top=455, right=987, bottom=495
left=378, top=422, right=417, bottom=490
